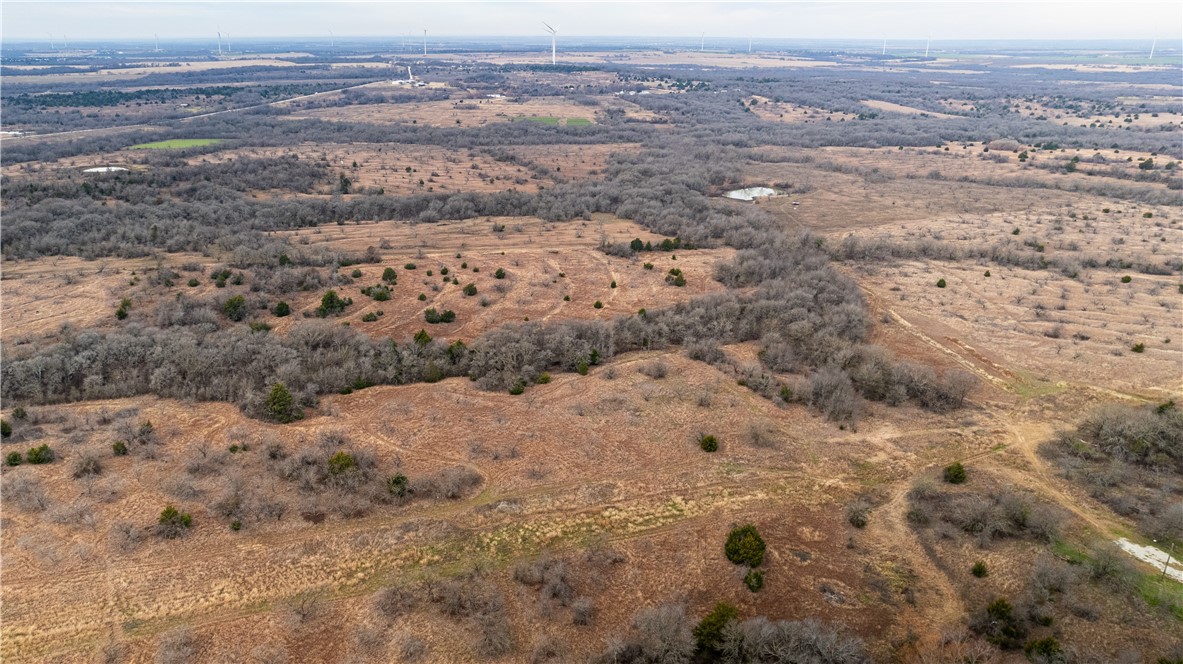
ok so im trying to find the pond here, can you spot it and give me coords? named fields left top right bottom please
left=723, top=186, right=775, bottom=201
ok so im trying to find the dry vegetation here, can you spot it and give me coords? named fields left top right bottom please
left=2, top=40, right=1182, bottom=664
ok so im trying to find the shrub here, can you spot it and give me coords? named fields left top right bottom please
left=693, top=602, right=739, bottom=655
left=971, top=561, right=988, bottom=578
left=382, top=267, right=398, bottom=283
left=699, top=434, right=719, bottom=453
left=572, top=597, right=595, bottom=625
left=639, top=360, right=668, bottom=379
left=0, top=419, right=9, bottom=438
left=424, top=308, right=456, bottom=324
left=943, top=461, right=967, bottom=484
left=1024, top=637, right=1062, bottom=660
left=187, top=278, right=199, bottom=287
left=156, top=626, right=197, bottom=664
left=387, top=473, right=409, bottom=498
left=351, top=268, right=363, bottom=278
left=1121, top=275, right=1133, bottom=283
left=72, top=451, right=103, bottom=478
left=112, top=440, right=129, bottom=456
left=272, top=301, right=291, bottom=317
left=593, top=300, right=603, bottom=309
left=463, top=283, right=478, bottom=296
left=535, top=372, right=551, bottom=384
left=361, top=311, right=378, bottom=322
left=494, top=268, right=506, bottom=279
left=327, top=451, right=357, bottom=476
left=725, top=524, right=766, bottom=567
left=157, top=505, right=193, bottom=538
left=404, top=263, right=417, bottom=270
left=414, top=329, right=432, bottom=345
left=643, top=262, right=654, bottom=270
left=743, top=569, right=765, bottom=592
left=26, top=444, right=55, bottom=464
left=970, top=597, right=1027, bottom=649
left=508, top=379, right=527, bottom=395
left=846, top=500, right=870, bottom=528
left=6, top=451, right=22, bottom=466
left=316, top=290, right=351, bottom=317
left=362, top=284, right=391, bottom=301
left=1132, top=343, right=1145, bottom=353
left=936, top=278, right=947, bottom=288
left=266, top=382, right=300, bottom=423
left=222, top=295, right=248, bottom=321
left=610, top=280, right=617, bottom=288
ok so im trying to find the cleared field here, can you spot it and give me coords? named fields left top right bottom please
left=180, top=141, right=632, bottom=195
left=289, top=95, right=602, bottom=128
left=131, top=138, right=223, bottom=150
left=861, top=99, right=959, bottom=119
left=275, top=214, right=731, bottom=342
left=748, top=96, right=858, bottom=123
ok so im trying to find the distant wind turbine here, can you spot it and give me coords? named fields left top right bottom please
left=225, top=33, right=231, bottom=53
left=924, top=37, right=930, bottom=58
left=329, top=30, right=335, bottom=48
left=216, top=28, right=222, bottom=56
left=542, top=22, right=557, bottom=65
left=882, top=39, right=887, bottom=56
left=154, top=33, right=160, bottom=52
left=1149, top=38, right=1156, bottom=60
left=49, top=33, right=54, bottom=50
left=700, top=32, right=705, bottom=52
left=748, top=37, right=752, bottom=54
left=423, top=29, right=427, bottom=56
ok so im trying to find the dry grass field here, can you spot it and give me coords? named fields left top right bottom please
left=289, top=95, right=623, bottom=128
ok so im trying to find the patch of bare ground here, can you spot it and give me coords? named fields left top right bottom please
left=287, top=95, right=603, bottom=128
left=861, top=99, right=959, bottom=119
left=275, top=214, right=730, bottom=342
left=854, top=259, right=1182, bottom=396
left=748, top=144, right=1177, bottom=209
left=747, top=96, right=858, bottom=123
left=0, top=254, right=205, bottom=345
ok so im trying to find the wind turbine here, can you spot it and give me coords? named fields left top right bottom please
left=423, top=29, right=427, bottom=56
left=700, top=32, right=705, bottom=52
left=882, top=39, right=887, bottom=56
left=225, top=33, right=231, bottom=53
left=748, top=37, right=752, bottom=54
left=329, top=30, right=335, bottom=48
left=216, top=28, right=222, bottom=56
left=1149, top=38, right=1156, bottom=60
left=924, top=37, right=930, bottom=58
left=542, top=22, right=557, bottom=65
left=154, top=33, right=161, bottom=52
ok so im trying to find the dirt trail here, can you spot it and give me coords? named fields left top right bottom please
left=877, top=296, right=1145, bottom=547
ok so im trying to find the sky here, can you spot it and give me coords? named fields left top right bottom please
left=2, top=1, right=1180, bottom=42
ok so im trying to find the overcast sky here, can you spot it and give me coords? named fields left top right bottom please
left=3, top=1, right=1179, bottom=42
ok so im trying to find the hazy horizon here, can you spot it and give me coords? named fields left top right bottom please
left=3, top=1, right=1180, bottom=42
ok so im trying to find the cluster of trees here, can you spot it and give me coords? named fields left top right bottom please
left=1039, top=401, right=1183, bottom=542
left=596, top=601, right=868, bottom=664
